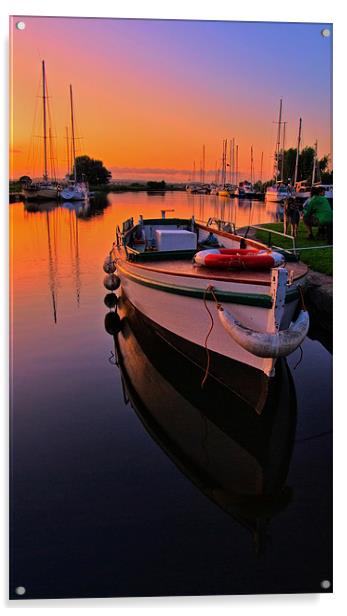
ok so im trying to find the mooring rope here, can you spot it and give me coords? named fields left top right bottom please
left=201, top=285, right=220, bottom=388
left=293, top=345, right=303, bottom=370
left=298, top=284, right=307, bottom=312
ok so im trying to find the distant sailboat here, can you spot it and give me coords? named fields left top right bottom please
left=217, top=139, right=230, bottom=196
left=265, top=99, right=291, bottom=203
left=23, top=61, right=60, bottom=201
left=61, top=85, right=89, bottom=202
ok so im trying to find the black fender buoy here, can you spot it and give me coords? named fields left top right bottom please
left=103, top=255, right=116, bottom=274
left=103, top=274, right=120, bottom=291
left=104, top=293, right=118, bottom=309
left=104, top=312, right=122, bottom=336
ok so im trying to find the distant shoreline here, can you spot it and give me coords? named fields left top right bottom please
left=9, top=181, right=187, bottom=195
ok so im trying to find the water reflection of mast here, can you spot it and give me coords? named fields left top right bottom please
left=45, top=211, right=57, bottom=323
left=74, top=216, right=81, bottom=306
left=69, top=211, right=81, bottom=307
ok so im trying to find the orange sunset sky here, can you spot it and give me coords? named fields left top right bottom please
left=10, top=16, right=332, bottom=182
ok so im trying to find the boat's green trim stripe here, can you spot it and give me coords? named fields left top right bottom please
left=118, top=262, right=275, bottom=308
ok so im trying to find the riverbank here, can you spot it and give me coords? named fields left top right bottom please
left=246, top=222, right=332, bottom=334
left=9, top=181, right=186, bottom=196
left=89, top=182, right=186, bottom=193
left=254, top=222, right=332, bottom=275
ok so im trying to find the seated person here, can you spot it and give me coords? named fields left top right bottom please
left=303, top=186, right=332, bottom=241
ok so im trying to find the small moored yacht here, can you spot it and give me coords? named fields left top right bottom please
left=23, top=61, right=60, bottom=202
left=60, top=84, right=89, bottom=202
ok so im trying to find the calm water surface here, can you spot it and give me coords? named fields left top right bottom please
left=10, top=192, right=332, bottom=599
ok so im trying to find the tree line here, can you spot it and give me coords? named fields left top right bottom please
left=275, top=146, right=332, bottom=185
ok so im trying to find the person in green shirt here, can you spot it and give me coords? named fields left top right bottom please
left=303, top=186, right=332, bottom=242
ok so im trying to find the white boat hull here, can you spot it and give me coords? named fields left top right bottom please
left=114, top=258, right=301, bottom=378
left=60, top=186, right=89, bottom=201
left=265, top=191, right=289, bottom=203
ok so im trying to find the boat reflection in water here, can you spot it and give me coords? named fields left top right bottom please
left=24, top=192, right=110, bottom=219
left=104, top=291, right=297, bottom=553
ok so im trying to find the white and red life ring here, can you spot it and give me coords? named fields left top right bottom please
left=194, top=248, right=284, bottom=270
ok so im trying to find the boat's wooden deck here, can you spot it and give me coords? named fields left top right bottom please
left=117, top=248, right=308, bottom=286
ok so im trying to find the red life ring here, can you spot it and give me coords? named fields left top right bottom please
left=194, top=248, right=284, bottom=270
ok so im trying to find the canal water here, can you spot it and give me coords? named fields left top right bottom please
left=10, top=192, right=332, bottom=599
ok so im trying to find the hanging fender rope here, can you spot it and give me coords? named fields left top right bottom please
left=298, top=284, right=307, bottom=312
left=201, top=285, right=220, bottom=388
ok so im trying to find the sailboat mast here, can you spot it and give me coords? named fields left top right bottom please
left=274, top=98, right=283, bottom=182
left=70, top=84, right=77, bottom=183
left=202, top=144, right=205, bottom=184
left=281, top=121, right=286, bottom=182
left=236, top=144, right=239, bottom=185
left=312, top=140, right=318, bottom=186
left=65, top=126, right=70, bottom=176
left=231, top=138, right=235, bottom=185
left=293, top=117, right=302, bottom=185
left=42, top=60, right=48, bottom=181
left=222, top=139, right=227, bottom=186
left=260, top=151, right=264, bottom=184
left=250, top=145, right=254, bottom=185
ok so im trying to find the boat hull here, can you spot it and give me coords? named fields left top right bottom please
left=114, top=256, right=301, bottom=378
left=265, top=191, right=288, bottom=203
left=60, top=185, right=89, bottom=201
left=23, top=187, right=59, bottom=201
left=106, top=297, right=297, bottom=549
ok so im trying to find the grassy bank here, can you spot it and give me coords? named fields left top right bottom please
left=254, top=222, right=332, bottom=276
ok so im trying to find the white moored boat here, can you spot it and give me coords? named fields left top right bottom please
left=23, top=181, right=60, bottom=201
left=60, top=84, right=90, bottom=202
left=265, top=184, right=292, bottom=203
left=60, top=181, right=89, bottom=201
left=104, top=213, right=309, bottom=381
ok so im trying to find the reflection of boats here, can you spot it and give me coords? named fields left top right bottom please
left=105, top=295, right=297, bottom=549
left=24, top=200, right=58, bottom=214
left=109, top=213, right=308, bottom=380
left=60, top=85, right=89, bottom=202
left=22, top=61, right=60, bottom=202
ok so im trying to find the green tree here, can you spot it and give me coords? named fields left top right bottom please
left=73, top=156, right=111, bottom=185
left=276, top=146, right=330, bottom=184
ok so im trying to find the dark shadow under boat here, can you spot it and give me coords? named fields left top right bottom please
left=104, top=292, right=297, bottom=552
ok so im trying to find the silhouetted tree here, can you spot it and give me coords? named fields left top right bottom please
left=146, top=180, right=166, bottom=189
left=19, top=175, right=32, bottom=185
left=73, top=156, right=111, bottom=185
